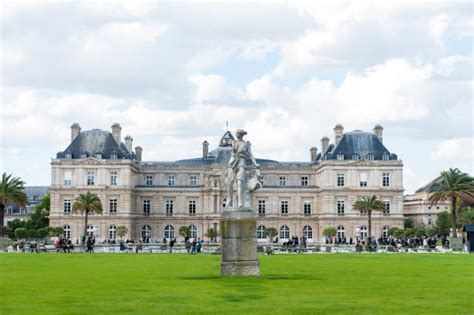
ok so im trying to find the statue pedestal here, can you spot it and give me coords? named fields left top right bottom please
left=220, top=207, right=260, bottom=276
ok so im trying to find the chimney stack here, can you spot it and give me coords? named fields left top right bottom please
left=202, top=140, right=209, bottom=158
left=333, top=124, right=344, bottom=145
left=321, top=137, right=329, bottom=155
left=310, top=146, right=318, bottom=162
left=111, top=123, right=122, bottom=145
left=124, top=135, right=133, bottom=153
left=70, top=123, right=81, bottom=142
left=373, top=124, right=384, bottom=143
left=135, top=146, right=143, bottom=161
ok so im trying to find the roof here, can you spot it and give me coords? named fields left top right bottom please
left=415, top=176, right=443, bottom=194
left=463, top=225, right=474, bottom=232
left=57, top=129, right=135, bottom=160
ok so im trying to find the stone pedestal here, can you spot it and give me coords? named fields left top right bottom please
left=220, top=208, right=260, bottom=276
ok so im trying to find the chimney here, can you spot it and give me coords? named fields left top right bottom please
left=202, top=140, right=209, bottom=158
left=373, top=124, right=383, bottom=143
left=310, top=146, right=318, bottom=162
left=111, top=123, right=122, bottom=145
left=124, top=135, right=133, bottom=153
left=135, top=146, right=143, bottom=161
left=70, top=123, right=81, bottom=142
left=333, top=124, right=344, bottom=145
left=321, top=137, right=329, bottom=154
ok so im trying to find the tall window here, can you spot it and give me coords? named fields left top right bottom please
left=279, top=176, right=287, bottom=187
left=281, top=200, right=288, bottom=216
left=190, top=175, right=197, bottom=186
left=86, top=225, right=94, bottom=236
left=143, top=200, right=151, bottom=214
left=360, top=226, right=368, bottom=238
left=259, top=175, right=264, bottom=186
left=145, top=175, right=153, bottom=187
left=383, top=200, right=390, bottom=215
left=359, top=173, right=368, bottom=187
left=382, top=226, right=389, bottom=237
left=64, top=171, right=72, bottom=186
left=63, top=225, right=71, bottom=239
left=382, top=173, right=390, bottom=187
left=168, top=175, right=175, bottom=186
left=280, top=225, right=290, bottom=239
left=63, top=198, right=71, bottom=214
left=352, top=154, right=360, bottom=160
left=65, top=153, right=72, bottom=160
left=111, top=153, right=117, bottom=160
left=141, top=225, right=151, bottom=240
left=189, top=225, right=197, bottom=238
left=382, top=154, right=389, bottom=160
left=367, top=155, right=374, bottom=160
left=303, top=201, right=311, bottom=216
left=166, top=200, right=174, bottom=216
left=109, top=198, right=117, bottom=214
left=188, top=200, right=196, bottom=216
left=337, top=200, right=345, bottom=216
left=303, top=225, right=312, bottom=239
left=337, top=174, right=345, bottom=187
left=108, top=225, right=117, bottom=240
left=337, top=226, right=345, bottom=238
left=164, top=225, right=174, bottom=239
left=258, top=200, right=266, bottom=217
left=110, top=171, right=118, bottom=186
left=337, top=154, right=344, bottom=160
left=301, top=176, right=308, bottom=187
left=257, top=225, right=266, bottom=239
left=87, top=171, right=95, bottom=186
left=81, top=153, right=87, bottom=159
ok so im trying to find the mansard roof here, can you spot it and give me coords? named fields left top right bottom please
left=56, top=129, right=135, bottom=160
left=415, top=176, right=443, bottom=194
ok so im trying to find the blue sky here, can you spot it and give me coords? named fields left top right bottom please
left=0, top=1, right=472, bottom=194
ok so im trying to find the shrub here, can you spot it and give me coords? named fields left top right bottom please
left=14, top=227, right=27, bottom=240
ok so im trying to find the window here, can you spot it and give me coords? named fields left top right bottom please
left=428, top=215, right=432, bottom=225
left=337, top=200, right=345, bottom=216
left=337, top=154, right=344, bottom=160
left=257, top=225, right=266, bottom=239
left=111, top=153, right=118, bottom=160
left=303, top=225, right=313, bottom=239
left=301, top=176, right=308, bottom=187
left=303, top=201, right=311, bottom=216
left=383, top=200, right=390, bottom=215
left=87, top=172, right=95, bottom=186
left=279, top=176, right=287, bottom=187
left=86, top=225, right=95, bottom=236
left=188, top=200, right=196, bottom=216
left=337, top=174, right=345, bottom=187
left=359, top=172, right=368, bottom=187
left=337, top=226, right=345, bottom=238
left=259, top=175, right=264, bottom=186
left=168, top=175, right=175, bottom=186
left=281, top=200, right=288, bottom=216
left=360, top=226, right=368, bottom=238
left=145, top=175, right=153, bottom=186
left=382, top=154, right=389, bottom=161
left=166, top=200, right=174, bottom=216
left=189, top=225, right=198, bottom=238
left=141, top=225, right=151, bottom=241
left=222, top=198, right=227, bottom=208
left=164, top=225, right=174, bottom=239
left=63, top=198, right=71, bottom=214
left=143, top=200, right=151, bottom=214
left=109, top=198, right=117, bottom=214
left=360, top=209, right=368, bottom=216
left=96, top=154, right=102, bottom=159
left=352, top=154, right=360, bottom=160
left=190, top=175, right=197, bottom=186
left=64, top=171, right=72, bottom=186
left=382, top=173, right=390, bottom=187
left=280, top=225, right=290, bottom=239
left=65, top=153, right=72, bottom=160
left=367, top=155, right=374, bottom=160
left=383, top=226, right=389, bottom=237
left=108, top=225, right=117, bottom=240
left=110, top=171, right=118, bottom=186
left=63, top=225, right=71, bottom=239
left=258, top=199, right=266, bottom=217
left=81, top=153, right=87, bottom=159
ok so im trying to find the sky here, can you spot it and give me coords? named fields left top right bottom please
left=0, top=0, right=473, bottom=194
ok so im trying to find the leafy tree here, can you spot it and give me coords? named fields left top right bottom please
left=435, top=211, right=451, bottom=236
left=52, top=227, right=64, bottom=237
left=393, top=229, right=405, bottom=240
left=14, top=227, right=27, bottom=240
left=404, top=218, right=414, bottom=229
left=27, top=229, right=36, bottom=239
left=266, top=227, right=278, bottom=241
left=415, top=227, right=426, bottom=238
left=459, top=207, right=474, bottom=225
left=352, top=195, right=385, bottom=239
left=6, top=219, right=25, bottom=238
left=36, top=227, right=49, bottom=239
left=322, top=227, right=337, bottom=237
left=388, top=227, right=401, bottom=237
left=117, top=226, right=128, bottom=240
left=72, top=192, right=103, bottom=241
left=426, top=228, right=438, bottom=237
left=206, top=228, right=218, bottom=241
left=428, top=168, right=474, bottom=237
left=404, top=228, right=415, bottom=239
left=179, top=226, right=191, bottom=239
left=0, top=173, right=28, bottom=236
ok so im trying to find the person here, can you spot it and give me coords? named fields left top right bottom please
left=119, top=241, right=126, bottom=252
left=191, top=238, right=197, bottom=254
left=196, top=238, right=202, bottom=253
left=169, top=237, right=176, bottom=253
left=136, top=241, right=143, bottom=253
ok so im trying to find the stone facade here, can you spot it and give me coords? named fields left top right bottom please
left=49, top=123, right=404, bottom=243
left=4, top=186, right=49, bottom=225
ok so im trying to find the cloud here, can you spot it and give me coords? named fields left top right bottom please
left=431, top=138, right=474, bottom=160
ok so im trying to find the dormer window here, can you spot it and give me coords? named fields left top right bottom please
left=367, top=155, right=374, bottom=160
left=96, top=153, right=102, bottom=159
left=111, top=153, right=117, bottom=160
left=65, top=153, right=72, bottom=160
left=352, top=154, right=359, bottom=160
left=337, top=155, right=344, bottom=160
left=80, top=153, right=87, bottom=159
left=382, top=154, right=389, bottom=161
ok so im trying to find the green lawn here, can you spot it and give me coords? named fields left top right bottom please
left=0, top=254, right=473, bottom=314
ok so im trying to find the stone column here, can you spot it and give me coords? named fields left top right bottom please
left=220, top=207, right=260, bottom=276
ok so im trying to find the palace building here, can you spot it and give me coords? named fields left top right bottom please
left=49, top=123, right=404, bottom=243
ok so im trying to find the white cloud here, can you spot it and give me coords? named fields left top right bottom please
left=431, top=138, right=474, bottom=160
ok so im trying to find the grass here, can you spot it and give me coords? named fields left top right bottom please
left=0, top=253, right=473, bottom=314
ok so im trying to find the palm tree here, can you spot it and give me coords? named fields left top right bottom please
left=0, top=173, right=28, bottom=236
left=352, top=195, right=385, bottom=239
left=72, top=192, right=103, bottom=241
left=428, top=168, right=474, bottom=238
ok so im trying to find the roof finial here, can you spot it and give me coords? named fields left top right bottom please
left=224, top=121, right=229, bottom=131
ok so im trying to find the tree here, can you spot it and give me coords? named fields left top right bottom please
left=435, top=211, right=452, bottom=236
left=266, top=227, right=278, bottom=242
left=352, top=195, right=385, bottom=239
left=459, top=207, right=474, bottom=225
left=428, top=168, right=474, bottom=237
left=388, top=227, right=401, bottom=237
left=206, top=228, right=218, bottom=241
left=404, top=218, right=414, bottom=229
left=415, top=227, right=426, bottom=238
left=117, top=226, right=128, bottom=241
left=322, top=227, right=337, bottom=237
left=179, top=226, right=191, bottom=239
left=0, top=173, right=27, bottom=236
left=72, top=192, right=103, bottom=242
left=404, top=228, right=415, bottom=239
left=14, top=227, right=27, bottom=240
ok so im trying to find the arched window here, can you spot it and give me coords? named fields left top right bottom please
left=337, top=226, right=345, bottom=238
left=164, top=225, right=174, bottom=239
left=383, top=226, right=389, bottom=237
left=108, top=225, right=117, bottom=240
left=86, top=224, right=95, bottom=236
left=141, top=225, right=152, bottom=240
left=189, top=225, right=198, bottom=238
left=360, top=226, right=368, bottom=238
left=303, top=225, right=313, bottom=239
left=280, top=225, right=290, bottom=239
left=257, top=225, right=266, bottom=239
left=63, top=225, right=71, bottom=239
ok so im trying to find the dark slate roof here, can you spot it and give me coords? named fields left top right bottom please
left=415, top=176, right=443, bottom=193
left=463, top=225, right=474, bottom=232
left=319, top=130, right=397, bottom=161
left=56, top=129, right=135, bottom=160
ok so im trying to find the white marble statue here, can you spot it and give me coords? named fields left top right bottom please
left=225, top=129, right=261, bottom=208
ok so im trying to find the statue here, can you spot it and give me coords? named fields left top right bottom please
left=225, top=129, right=261, bottom=208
